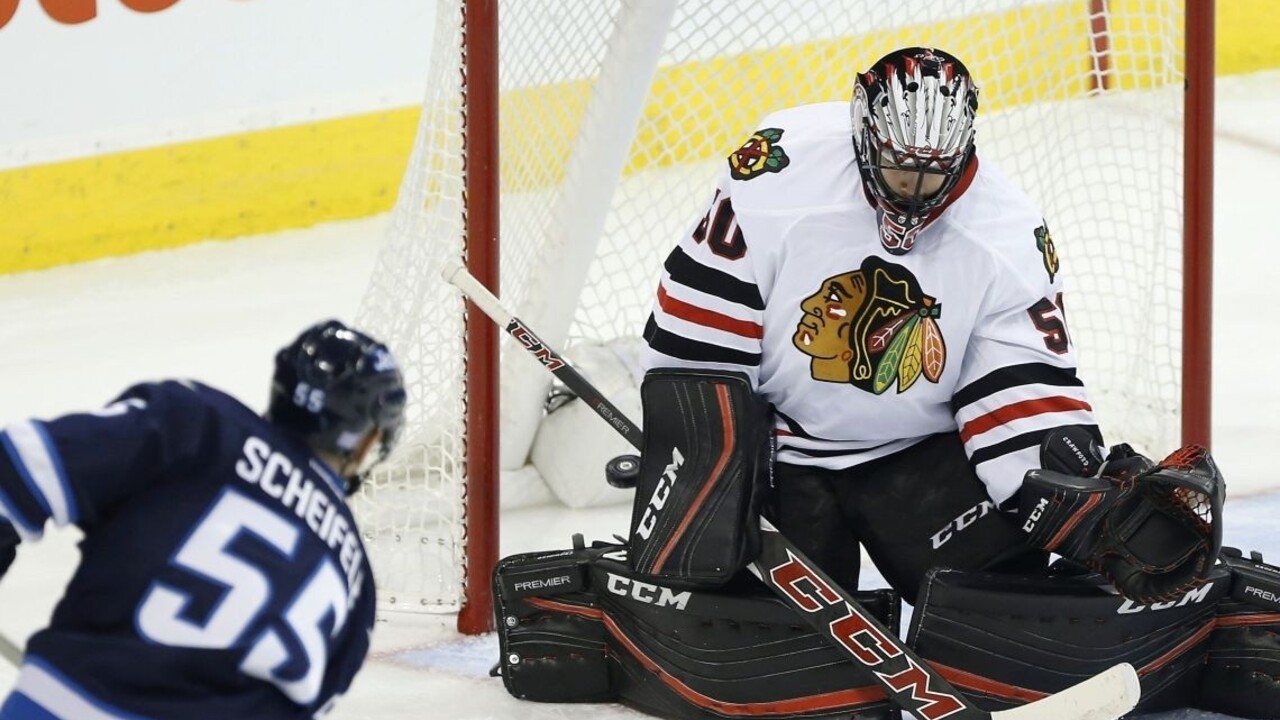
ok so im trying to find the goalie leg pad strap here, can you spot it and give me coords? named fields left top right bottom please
left=494, top=540, right=902, bottom=719
left=628, top=368, right=771, bottom=587
left=1195, top=547, right=1280, bottom=719
left=909, top=565, right=1230, bottom=713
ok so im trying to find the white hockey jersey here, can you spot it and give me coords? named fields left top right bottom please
left=641, top=102, right=1099, bottom=506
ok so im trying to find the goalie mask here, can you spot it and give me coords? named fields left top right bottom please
left=851, top=47, right=979, bottom=254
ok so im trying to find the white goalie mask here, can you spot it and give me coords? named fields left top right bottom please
left=851, top=47, right=979, bottom=254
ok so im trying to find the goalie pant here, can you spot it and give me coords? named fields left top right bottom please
left=910, top=548, right=1280, bottom=718
left=492, top=537, right=902, bottom=720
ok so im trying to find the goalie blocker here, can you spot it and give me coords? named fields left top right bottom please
left=627, top=369, right=771, bottom=588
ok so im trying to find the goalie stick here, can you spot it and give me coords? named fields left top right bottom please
left=443, top=260, right=1140, bottom=720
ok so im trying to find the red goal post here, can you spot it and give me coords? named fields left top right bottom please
left=356, top=0, right=1213, bottom=634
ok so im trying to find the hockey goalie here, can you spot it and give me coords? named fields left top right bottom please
left=499, top=384, right=1277, bottom=719
left=492, top=47, right=1280, bottom=719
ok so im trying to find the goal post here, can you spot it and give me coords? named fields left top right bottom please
left=458, top=0, right=499, bottom=638
left=1183, top=0, right=1215, bottom=450
left=355, top=0, right=1213, bottom=634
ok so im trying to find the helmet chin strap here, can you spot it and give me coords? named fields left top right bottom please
left=316, top=429, right=383, bottom=496
left=345, top=429, right=387, bottom=496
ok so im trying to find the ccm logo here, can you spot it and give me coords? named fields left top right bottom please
left=635, top=447, right=684, bottom=541
left=768, top=549, right=965, bottom=720
left=605, top=573, right=691, bottom=609
left=508, top=321, right=565, bottom=371
left=1118, top=582, right=1215, bottom=614
left=1022, top=497, right=1050, bottom=533
left=931, top=500, right=995, bottom=549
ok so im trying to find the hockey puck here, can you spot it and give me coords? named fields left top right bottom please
left=605, top=454, right=641, bottom=489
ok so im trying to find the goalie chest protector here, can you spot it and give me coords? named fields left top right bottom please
left=627, top=369, right=771, bottom=588
left=493, top=539, right=901, bottom=720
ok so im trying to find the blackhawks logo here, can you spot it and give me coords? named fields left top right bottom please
left=1035, top=221, right=1059, bottom=283
left=793, top=256, right=946, bottom=394
left=728, top=128, right=791, bottom=180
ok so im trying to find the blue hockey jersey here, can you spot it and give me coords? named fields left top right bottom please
left=0, top=380, right=375, bottom=719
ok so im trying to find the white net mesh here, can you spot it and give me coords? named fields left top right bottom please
left=355, top=0, right=1190, bottom=617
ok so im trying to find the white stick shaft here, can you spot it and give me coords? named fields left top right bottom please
left=442, top=260, right=513, bottom=327
left=991, top=662, right=1140, bottom=720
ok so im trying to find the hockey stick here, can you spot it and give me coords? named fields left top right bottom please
left=443, top=260, right=1140, bottom=720
left=0, top=630, right=21, bottom=668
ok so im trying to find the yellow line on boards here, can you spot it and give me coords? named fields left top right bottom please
left=0, top=108, right=419, bottom=275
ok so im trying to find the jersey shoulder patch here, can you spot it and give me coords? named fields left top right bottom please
left=728, top=127, right=790, bottom=180
left=1033, top=221, right=1060, bottom=284
left=725, top=103, right=860, bottom=212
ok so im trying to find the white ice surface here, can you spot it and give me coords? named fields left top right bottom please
left=0, top=70, right=1278, bottom=719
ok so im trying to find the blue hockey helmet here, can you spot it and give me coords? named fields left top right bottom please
left=268, top=320, right=407, bottom=494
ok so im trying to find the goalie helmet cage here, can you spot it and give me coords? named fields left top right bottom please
left=355, top=0, right=1214, bottom=634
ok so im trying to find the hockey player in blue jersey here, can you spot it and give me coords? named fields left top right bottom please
left=0, top=319, right=406, bottom=719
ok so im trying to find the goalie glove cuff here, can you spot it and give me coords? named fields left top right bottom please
left=1018, top=469, right=1125, bottom=559
left=1017, top=430, right=1159, bottom=563
left=1039, top=425, right=1106, bottom=477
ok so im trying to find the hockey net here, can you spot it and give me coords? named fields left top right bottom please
left=354, top=0, right=1211, bottom=633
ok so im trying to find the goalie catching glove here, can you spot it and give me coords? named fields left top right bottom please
left=1019, top=427, right=1225, bottom=604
